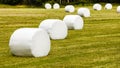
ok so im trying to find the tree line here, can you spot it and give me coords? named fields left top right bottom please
left=0, top=0, right=120, bottom=6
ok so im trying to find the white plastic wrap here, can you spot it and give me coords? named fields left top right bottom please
left=105, top=3, right=112, bottom=9
left=93, top=3, right=102, bottom=10
left=63, top=15, right=84, bottom=30
left=65, top=5, right=75, bottom=13
left=45, top=3, right=52, bottom=9
left=77, top=8, right=90, bottom=17
left=39, top=19, right=68, bottom=40
left=9, top=28, right=51, bottom=57
left=117, top=6, right=120, bottom=13
left=53, top=3, right=60, bottom=9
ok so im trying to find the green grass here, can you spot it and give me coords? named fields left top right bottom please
left=0, top=5, right=120, bottom=68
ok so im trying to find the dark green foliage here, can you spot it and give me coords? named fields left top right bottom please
left=0, top=0, right=120, bottom=6
left=90, top=0, right=120, bottom=3
left=22, top=0, right=46, bottom=6
left=0, top=0, right=21, bottom=5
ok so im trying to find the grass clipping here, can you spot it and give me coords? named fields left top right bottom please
left=39, top=19, right=68, bottom=40
left=63, top=15, right=84, bottom=30
left=77, top=8, right=90, bottom=17
left=93, top=3, right=102, bottom=10
left=65, top=5, right=75, bottom=13
left=9, top=28, right=51, bottom=57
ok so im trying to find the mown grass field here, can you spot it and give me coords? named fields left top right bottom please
left=0, top=5, right=120, bottom=68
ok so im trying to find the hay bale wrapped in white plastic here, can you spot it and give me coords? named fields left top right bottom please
left=105, top=3, right=112, bottom=9
left=77, top=8, right=90, bottom=17
left=9, top=28, right=50, bottom=57
left=45, top=3, right=52, bottom=9
left=65, top=5, right=75, bottom=13
left=39, top=19, right=68, bottom=40
left=53, top=3, right=60, bottom=9
left=117, top=6, right=120, bottom=13
left=63, top=15, right=84, bottom=30
left=93, top=3, right=102, bottom=10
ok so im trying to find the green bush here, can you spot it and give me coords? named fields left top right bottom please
left=0, top=0, right=21, bottom=5
left=0, top=0, right=120, bottom=6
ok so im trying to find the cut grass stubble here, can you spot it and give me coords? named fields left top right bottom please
left=0, top=5, right=119, bottom=68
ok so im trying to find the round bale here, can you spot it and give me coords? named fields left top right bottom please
left=65, top=5, right=75, bottom=13
left=45, top=3, right=52, bottom=9
left=117, top=6, right=120, bottom=13
left=105, top=3, right=112, bottom=9
left=63, top=15, right=84, bottom=30
left=93, top=3, right=102, bottom=10
left=9, top=28, right=50, bottom=57
left=77, top=8, right=90, bottom=17
left=53, top=3, right=60, bottom=9
left=39, top=19, right=68, bottom=40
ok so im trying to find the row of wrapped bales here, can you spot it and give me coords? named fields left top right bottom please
left=64, top=3, right=113, bottom=16
left=93, top=3, right=120, bottom=13
left=9, top=15, right=84, bottom=57
left=45, top=3, right=60, bottom=9
left=10, top=3, right=117, bottom=58
left=93, top=3, right=112, bottom=11
left=65, top=3, right=112, bottom=12
left=65, top=5, right=90, bottom=17
left=45, top=3, right=112, bottom=10
left=66, top=3, right=119, bottom=14
left=6, top=4, right=120, bottom=63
